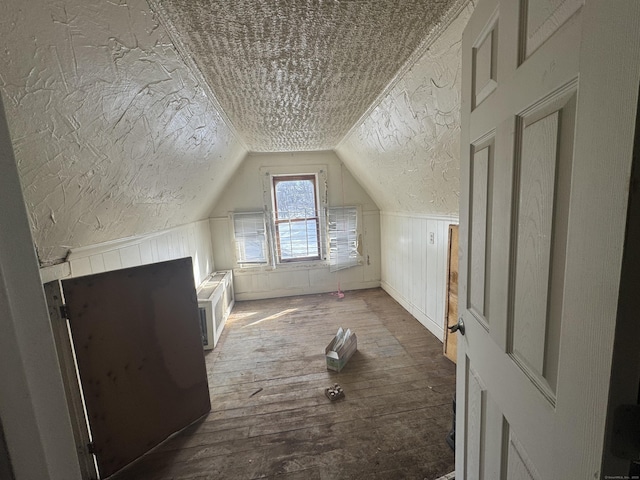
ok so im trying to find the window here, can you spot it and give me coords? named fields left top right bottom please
left=272, top=175, right=321, bottom=262
left=328, top=206, right=360, bottom=272
left=232, top=212, right=267, bottom=265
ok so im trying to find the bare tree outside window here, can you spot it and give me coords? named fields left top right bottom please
left=273, top=175, right=321, bottom=262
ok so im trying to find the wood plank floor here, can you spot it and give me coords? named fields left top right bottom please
left=111, top=288, right=456, bottom=480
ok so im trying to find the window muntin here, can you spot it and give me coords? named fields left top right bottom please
left=272, top=175, right=321, bottom=262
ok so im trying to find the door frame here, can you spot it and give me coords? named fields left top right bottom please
left=44, top=281, right=98, bottom=480
left=0, top=92, right=82, bottom=479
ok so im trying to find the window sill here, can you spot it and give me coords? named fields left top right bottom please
left=234, top=259, right=329, bottom=274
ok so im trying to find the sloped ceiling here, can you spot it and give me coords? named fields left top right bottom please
left=0, top=0, right=247, bottom=265
left=337, top=4, right=472, bottom=214
left=155, top=0, right=462, bottom=152
left=1, top=0, right=467, bottom=266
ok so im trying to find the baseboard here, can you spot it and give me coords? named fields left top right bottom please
left=234, top=280, right=381, bottom=301
left=381, top=281, right=444, bottom=342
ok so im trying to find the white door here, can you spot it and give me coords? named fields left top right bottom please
left=457, top=1, right=640, bottom=479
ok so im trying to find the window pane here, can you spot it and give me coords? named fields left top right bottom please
left=277, top=220, right=319, bottom=260
left=275, top=179, right=316, bottom=219
left=239, top=236, right=266, bottom=263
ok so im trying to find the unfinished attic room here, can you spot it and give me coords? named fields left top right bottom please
left=2, top=0, right=640, bottom=479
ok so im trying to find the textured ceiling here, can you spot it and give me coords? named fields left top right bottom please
left=155, top=0, right=462, bottom=152
left=0, top=0, right=248, bottom=264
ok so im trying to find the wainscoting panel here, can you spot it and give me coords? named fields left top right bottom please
left=380, top=212, right=458, bottom=341
left=63, top=220, right=214, bottom=286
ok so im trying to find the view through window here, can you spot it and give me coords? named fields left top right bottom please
left=273, top=175, right=321, bottom=262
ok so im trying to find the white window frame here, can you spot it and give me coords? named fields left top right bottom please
left=260, top=165, right=328, bottom=267
left=272, top=174, right=322, bottom=263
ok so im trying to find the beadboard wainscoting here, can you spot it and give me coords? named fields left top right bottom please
left=380, top=212, right=458, bottom=341
left=42, top=220, right=215, bottom=286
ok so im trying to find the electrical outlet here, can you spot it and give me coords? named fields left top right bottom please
left=429, top=232, right=435, bottom=244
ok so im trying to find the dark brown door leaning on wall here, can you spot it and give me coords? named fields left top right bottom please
left=62, top=258, right=211, bottom=478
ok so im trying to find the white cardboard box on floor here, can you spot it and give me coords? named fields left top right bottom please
left=325, top=332, right=357, bottom=372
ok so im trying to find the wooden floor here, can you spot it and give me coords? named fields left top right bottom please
left=111, top=288, right=456, bottom=480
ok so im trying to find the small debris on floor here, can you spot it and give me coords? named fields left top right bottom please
left=249, top=387, right=263, bottom=397
left=325, top=383, right=345, bottom=401
left=433, top=473, right=455, bottom=480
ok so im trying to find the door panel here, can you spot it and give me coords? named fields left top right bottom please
left=62, top=258, right=210, bottom=478
left=464, top=362, right=509, bottom=479
left=469, top=144, right=490, bottom=320
left=520, top=0, right=582, bottom=61
left=468, top=134, right=495, bottom=331
left=506, top=434, right=540, bottom=480
left=472, top=9, right=499, bottom=109
left=458, top=0, right=640, bottom=478
left=510, top=85, right=576, bottom=402
left=465, top=366, right=483, bottom=476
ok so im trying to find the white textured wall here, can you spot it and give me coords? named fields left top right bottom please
left=210, top=151, right=381, bottom=300
left=336, top=5, right=472, bottom=214
left=335, top=6, right=471, bottom=340
left=0, top=0, right=247, bottom=266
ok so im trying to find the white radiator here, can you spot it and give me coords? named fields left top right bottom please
left=196, top=270, right=234, bottom=350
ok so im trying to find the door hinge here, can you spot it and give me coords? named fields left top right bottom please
left=87, top=442, right=96, bottom=455
left=59, top=304, right=69, bottom=319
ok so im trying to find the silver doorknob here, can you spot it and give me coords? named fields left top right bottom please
left=448, top=318, right=465, bottom=335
